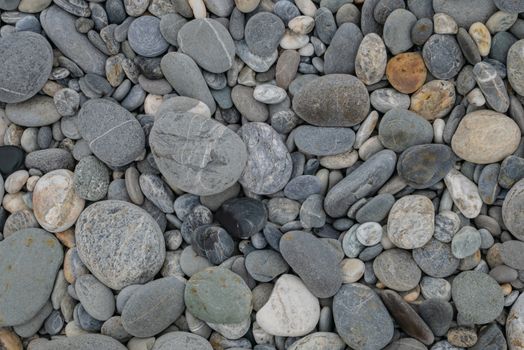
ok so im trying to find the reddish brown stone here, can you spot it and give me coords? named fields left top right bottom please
left=386, top=52, right=427, bottom=94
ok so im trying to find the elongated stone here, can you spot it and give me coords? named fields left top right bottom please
left=355, top=33, right=387, bottom=85
left=507, top=293, right=524, bottom=350
left=444, top=169, right=482, bottom=219
left=502, top=178, right=524, bottom=241
left=294, top=126, right=355, bottom=156
left=378, top=109, right=433, bottom=152
left=473, top=61, right=509, bottom=113
left=508, top=39, right=524, bottom=96
left=324, top=23, right=363, bottom=74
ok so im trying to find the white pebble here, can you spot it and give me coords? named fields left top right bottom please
left=280, top=30, right=309, bottom=50
left=433, top=13, right=458, bottom=34
left=356, top=222, right=383, bottom=246
left=253, top=84, right=287, bottom=104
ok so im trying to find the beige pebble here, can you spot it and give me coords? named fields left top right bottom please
left=238, top=66, right=257, bottom=86
left=4, top=170, right=29, bottom=194
left=469, top=22, right=491, bottom=57
left=376, top=281, right=386, bottom=289
left=4, top=124, right=23, bottom=146
left=280, top=30, right=309, bottom=50
left=144, top=94, right=163, bottom=116
left=26, top=176, right=40, bottom=192
left=402, top=285, right=420, bottom=303
left=63, top=248, right=89, bottom=284
left=65, top=321, right=89, bottom=337
left=128, top=337, right=156, bottom=350
left=381, top=233, right=395, bottom=250
left=358, top=136, right=384, bottom=161
left=501, top=283, right=512, bottom=296
left=0, top=329, right=22, bottom=350
left=320, top=150, right=359, bottom=170
left=378, top=175, right=408, bottom=195
left=2, top=192, right=29, bottom=213
left=0, top=109, right=9, bottom=146
left=433, top=118, right=445, bottom=144
left=298, top=43, right=315, bottom=56
left=354, top=111, right=379, bottom=149
left=55, top=229, right=76, bottom=248
left=288, top=16, right=315, bottom=34
left=18, top=0, right=53, bottom=13
left=234, top=0, right=260, bottom=13
left=42, top=80, right=64, bottom=97
left=410, top=80, right=456, bottom=121
left=340, top=258, right=365, bottom=283
left=444, top=169, right=483, bottom=219
left=433, top=13, right=458, bottom=34
left=295, top=0, right=317, bottom=16
left=188, top=0, right=206, bottom=18
left=467, top=87, right=486, bottom=106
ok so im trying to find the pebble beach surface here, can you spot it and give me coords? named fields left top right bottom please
left=0, top=0, right=524, bottom=349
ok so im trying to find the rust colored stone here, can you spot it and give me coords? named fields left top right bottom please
left=386, top=52, right=427, bottom=94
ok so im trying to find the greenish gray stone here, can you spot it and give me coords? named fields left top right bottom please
left=378, top=109, right=433, bottom=153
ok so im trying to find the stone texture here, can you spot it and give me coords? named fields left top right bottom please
left=355, top=33, right=387, bottom=85
left=36, top=335, right=126, bottom=350
left=413, top=239, right=459, bottom=278
left=373, top=249, right=421, bottom=291
left=433, top=0, right=497, bottom=28
left=294, top=126, right=355, bottom=156
left=423, top=34, right=465, bottom=79
left=410, top=80, right=456, bottom=120
left=378, top=109, right=433, bottom=153
left=444, top=169, right=483, bottom=219
left=324, top=23, right=363, bottom=74
left=386, top=52, right=427, bottom=94
left=507, top=39, right=524, bottom=96
left=503, top=178, right=524, bottom=241
left=507, top=293, right=524, bottom=350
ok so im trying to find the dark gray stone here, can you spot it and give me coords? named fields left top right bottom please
left=423, top=34, right=465, bottom=79
left=499, top=155, right=524, bottom=189
left=355, top=193, right=395, bottom=223
left=229, top=8, right=244, bottom=40
left=411, top=18, right=433, bottom=46
left=493, top=0, right=524, bottom=13
left=417, top=299, right=453, bottom=337
left=25, top=148, right=75, bottom=173
left=413, top=239, right=459, bottom=278
left=478, top=163, right=501, bottom=204
left=378, top=109, right=434, bottom=153
left=159, top=13, right=187, bottom=46
left=315, top=7, right=337, bottom=44
left=324, top=23, right=363, bottom=74
left=245, top=12, right=285, bottom=57
left=74, top=155, right=110, bottom=201
left=469, top=323, right=507, bottom=350
left=361, top=0, right=383, bottom=35
left=294, top=125, right=355, bottom=156
left=191, top=225, right=235, bottom=265
left=408, top=0, right=434, bottom=18
left=245, top=249, right=288, bottom=282
left=274, top=0, right=300, bottom=25
left=181, top=205, right=213, bottom=243
left=235, top=39, right=278, bottom=73
left=231, top=85, right=269, bottom=122
left=373, top=249, right=421, bottom=291
left=457, top=27, right=481, bottom=65
left=284, top=175, right=321, bottom=200
left=491, top=31, right=517, bottom=64
left=216, top=197, right=267, bottom=239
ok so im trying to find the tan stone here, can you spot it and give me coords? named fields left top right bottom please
left=386, top=52, right=427, bottom=94
left=410, top=80, right=456, bottom=121
left=235, top=0, right=260, bottom=13
left=0, top=329, right=22, bottom=350
left=55, top=229, right=76, bottom=249
left=42, top=80, right=65, bottom=97
left=33, top=169, right=85, bottom=233
left=469, top=22, right=491, bottom=56
left=452, top=110, right=521, bottom=164
left=340, top=258, right=365, bottom=283
left=63, top=248, right=89, bottom=284
left=356, top=33, right=387, bottom=86
left=402, top=285, right=420, bottom=303
left=4, top=170, right=29, bottom=194
left=2, top=192, right=29, bottom=213
left=288, top=16, right=315, bottom=35
left=18, top=0, right=53, bottom=13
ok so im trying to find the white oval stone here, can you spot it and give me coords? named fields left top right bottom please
left=280, top=30, right=309, bottom=50
left=340, top=258, right=365, bottom=283
left=256, top=274, right=320, bottom=337
left=253, top=84, right=287, bottom=104
left=4, top=170, right=29, bottom=194
left=356, top=222, right=383, bottom=246
left=434, top=13, right=458, bottom=34
left=444, top=169, right=482, bottom=219
left=288, top=16, right=315, bottom=35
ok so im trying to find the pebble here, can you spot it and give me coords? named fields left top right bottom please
left=507, top=39, right=524, bottom=96
left=294, top=125, right=355, bottom=156
left=507, top=293, right=524, bottom=350
left=6, top=96, right=61, bottom=127
left=410, top=80, right=456, bottom=120
left=192, top=225, right=234, bottom=264
left=433, top=0, right=496, bottom=28
left=444, top=169, right=483, bottom=219
left=386, top=52, right=427, bottom=94
left=500, top=240, right=524, bottom=270
left=471, top=323, right=507, bottom=350
left=502, top=178, right=524, bottom=240
left=256, top=274, right=319, bottom=337
left=356, top=193, right=395, bottom=223
left=355, top=222, right=383, bottom=246
left=451, top=226, right=482, bottom=259
left=413, top=239, right=460, bottom=278
left=499, top=155, right=524, bottom=189
left=373, top=249, right=421, bottom=291
left=418, top=299, right=453, bottom=336
left=423, top=34, right=465, bottom=79
left=253, top=84, right=287, bottom=104
left=128, top=16, right=168, bottom=58
left=411, top=18, right=433, bottom=45
left=184, top=267, right=252, bottom=324
left=74, top=155, right=110, bottom=201
left=152, top=332, right=212, bottom=350
left=75, top=274, right=115, bottom=321
left=378, top=108, right=433, bottom=152
left=150, top=111, right=246, bottom=196
left=371, top=88, right=411, bottom=113
left=34, top=334, right=126, bottom=350
left=288, top=332, right=345, bottom=350
left=324, top=23, right=363, bottom=74
left=245, top=12, right=285, bottom=57
left=434, top=13, right=458, bottom=34
left=447, top=327, right=477, bottom=347
left=473, top=62, right=509, bottom=113
left=76, top=200, right=165, bottom=290
left=383, top=9, right=417, bottom=54
left=139, top=174, right=174, bottom=213
left=284, top=175, right=321, bottom=200
left=355, top=33, right=387, bottom=85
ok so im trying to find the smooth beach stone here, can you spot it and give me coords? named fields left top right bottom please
left=152, top=332, right=212, bottom=350
left=235, top=40, right=278, bottom=73
left=6, top=96, right=60, bottom=128
left=378, top=109, right=433, bottom=153
left=387, top=195, right=434, bottom=249
left=178, top=19, right=235, bottom=73
left=300, top=194, right=326, bottom=229
left=292, top=74, right=370, bottom=127
left=128, top=16, right=168, bottom=58
left=386, top=52, right=427, bottom=94
left=451, top=226, right=481, bottom=259
left=383, top=9, right=417, bottom=54
left=413, top=239, right=459, bottom=278
left=418, top=299, right=453, bottom=337
left=294, top=126, right=355, bottom=156
left=0, top=229, right=63, bottom=327
left=411, top=18, right=433, bottom=46
left=373, top=0, right=405, bottom=24
left=373, top=249, right=421, bottom=291
left=315, top=7, right=337, bottom=44
left=184, top=267, right=252, bottom=324
left=434, top=13, right=458, bottom=34
left=238, top=122, right=291, bottom=195
left=74, top=155, right=110, bottom=201
left=284, top=175, right=321, bottom=200
left=507, top=293, right=524, bottom=350
left=324, top=23, right=363, bottom=75
left=159, top=13, right=187, bottom=46
left=231, top=85, right=269, bottom=122
left=501, top=240, right=524, bottom=269
left=356, top=193, right=395, bottom=223
left=333, top=283, right=394, bottom=350
left=191, top=225, right=234, bottom=264
left=478, top=163, right=501, bottom=204
left=288, top=332, right=345, bottom=350
left=75, top=274, right=115, bottom=321
left=245, top=249, right=288, bottom=282
left=508, top=39, right=524, bottom=96
left=0, top=32, right=52, bottom=104
left=253, top=84, right=286, bottom=104
left=156, top=96, right=211, bottom=118
left=494, top=0, right=524, bottom=12
left=371, top=89, right=411, bottom=113
left=325, top=150, right=396, bottom=217
left=502, top=178, right=524, bottom=240
left=245, top=12, right=285, bottom=57
left=122, top=277, right=185, bottom=337
left=397, top=144, right=456, bottom=189
left=473, top=62, right=509, bottom=112
left=452, top=110, right=521, bottom=164
left=77, top=99, right=145, bottom=167
left=356, top=222, right=383, bottom=246
left=355, top=33, right=387, bottom=85
left=280, top=231, right=342, bottom=298
left=361, top=0, right=382, bottom=35
left=452, top=271, right=504, bottom=324
left=41, top=6, right=106, bottom=75
left=470, top=324, right=506, bottom=350
left=33, top=169, right=85, bottom=233
left=410, top=80, right=456, bottom=121
left=380, top=290, right=434, bottom=345
left=267, top=198, right=300, bottom=225
left=3, top=210, right=38, bottom=237
left=433, top=0, right=496, bottom=28
left=256, top=274, right=320, bottom=337
left=499, top=155, right=524, bottom=189
left=385, top=339, right=427, bottom=350
left=423, top=34, right=465, bottom=79
left=150, top=112, right=246, bottom=196
left=37, top=334, right=126, bottom=350
left=444, top=169, right=483, bottom=219
left=0, top=146, right=25, bottom=176
left=76, top=200, right=165, bottom=290
left=24, top=149, right=75, bottom=173
left=139, top=174, right=174, bottom=213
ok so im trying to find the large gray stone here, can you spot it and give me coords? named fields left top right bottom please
left=36, top=335, right=126, bottom=350
left=378, top=109, right=433, bottom=153
left=75, top=274, right=115, bottom=321
left=423, top=34, right=465, bottom=79
left=128, top=15, right=169, bottom=58
left=294, top=126, right=355, bottom=156
left=383, top=9, right=417, bottom=54
left=373, top=249, right=421, bottom=291
left=433, top=0, right=497, bottom=28
left=244, top=12, right=285, bottom=57
left=6, top=96, right=60, bottom=127
left=502, top=178, right=524, bottom=241
left=152, top=332, right=212, bottom=350
left=324, top=23, right=363, bottom=74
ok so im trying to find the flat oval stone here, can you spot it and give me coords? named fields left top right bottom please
left=413, top=239, right=459, bottom=278
left=507, top=39, right=524, bottom=96
left=355, top=33, right=387, bottom=85
left=473, top=61, right=509, bottom=113
left=284, top=175, right=321, bottom=200
left=444, top=169, right=483, bottom=219
left=451, top=226, right=481, bottom=259
left=418, top=299, right=453, bottom=337
left=386, top=52, right=427, bottom=94
left=33, top=169, right=85, bottom=233
left=423, top=34, right=465, bottom=79
left=139, top=174, right=174, bottom=213
left=191, top=225, right=234, bottom=264
left=245, top=249, right=288, bottom=282
left=0, top=229, right=63, bottom=327
left=387, top=195, right=434, bottom=249
left=410, top=80, right=456, bottom=120
left=325, top=150, right=396, bottom=217
left=507, top=293, right=524, bottom=350
left=77, top=99, right=145, bottom=168
left=324, top=23, right=363, bottom=75
left=0, top=31, right=53, bottom=103
left=76, top=200, right=166, bottom=290
left=452, top=109, right=521, bottom=164
left=373, top=249, right=421, bottom=291
left=383, top=9, right=417, bottom=54
left=452, top=271, right=504, bottom=324
left=333, top=284, right=394, bottom=350
left=501, top=240, right=524, bottom=270
left=25, top=149, right=75, bottom=173
left=128, top=16, right=169, bottom=58
left=397, top=144, right=456, bottom=189
left=245, top=12, right=285, bottom=57
left=37, top=335, right=126, bottom=350
left=292, top=74, right=370, bottom=127
left=238, top=122, right=292, bottom=195
left=184, top=267, right=252, bottom=324
left=378, top=109, right=433, bottom=152
left=502, top=178, right=524, bottom=240
left=215, top=197, right=267, bottom=239
left=256, top=274, right=319, bottom=337
left=294, top=126, right=355, bottom=156
left=433, top=0, right=496, bottom=28
left=75, top=274, right=115, bottom=321
left=152, top=332, right=212, bottom=350
left=288, top=332, right=345, bottom=350
left=122, top=277, right=185, bottom=337
left=41, top=6, right=107, bottom=75
left=178, top=18, right=235, bottom=73
left=150, top=112, right=247, bottom=196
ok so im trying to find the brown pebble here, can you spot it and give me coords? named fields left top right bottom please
left=0, top=329, right=22, bottom=350
left=410, top=80, right=456, bottom=121
left=501, top=283, right=512, bottom=295
left=447, top=327, right=478, bottom=347
left=55, top=229, right=76, bottom=248
left=386, top=52, right=427, bottom=94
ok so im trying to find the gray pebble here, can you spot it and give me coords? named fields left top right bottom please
left=245, top=12, right=285, bottom=57
left=383, top=9, right=417, bottom=54
left=76, top=274, right=115, bottom=321
left=423, top=34, right=465, bottom=79
left=74, top=155, right=110, bottom=201
left=373, top=249, right=421, bottom=291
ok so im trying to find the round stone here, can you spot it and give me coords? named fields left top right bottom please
left=292, top=74, right=370, bottom=127
left=245, top=249, right=288, bottom=282
left=378, top=108, right=433, bottom=153
left=33, top=169, right=85, bottom=233
left=356, top=222, right=383, bottom=246
left=413, top=239, right=460, bottom=278
left=507, top=40, right=524, bottom=98
left=293, top=126, right=356, bottom=156
left=423, top=34, right=465, bottom=79
left=502, top=179, right=524, bottom=241
left=397, top=144, right=456, bottom=189
left=128, top=16, right=169, bottom=58
left=238, top=122, right=292, bottom=195
left=0, top=229, right=63, bottom=327
left=152, top=332, right=212, bottom=350
left=245, top=12, right=285, bottom=57
left=77, top=99, right=145, bottom=168
left=3, top=209, right=39, bottom=237
left=355, top=33, right=387, bottom=85
left=74, top=155, right=110, bottom=201
left=373, top=249, right=421, bottom=291
left=177, top=18, right=235, bottom=73
left=383, top=9, right=417, bottom=55
left=418, top=299, right=453, bottom=337
left=452, top=271, right=504, bottom=324
left=0, top=31, right=53, bottom=103
left=75, top=274, right=115, bottom=322
left=452, top=109, right=521, bottom=164
left=150, top=112, right=247, bottom=196
left=387, top=195, right=435, bottom=249
left=500, top=240, right=524, bottom=270
left=76, top=200, right=166, bottom=290
left=410, top=80, right=456, bottom=121
left=386, top=52, right=427, bottom=94
left=451, top=226, right=481, bottom=259
left=184, top=267, right=252, bottom=324
left=5, top=96, right=61, bottom=128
